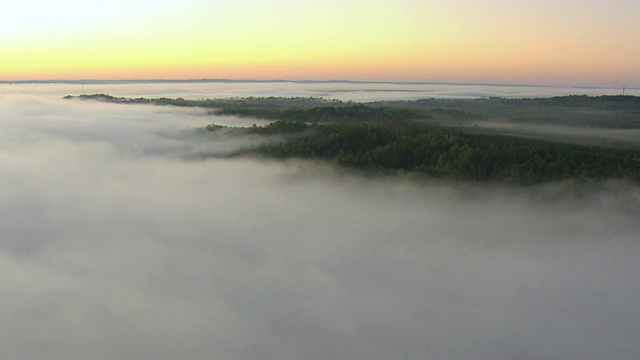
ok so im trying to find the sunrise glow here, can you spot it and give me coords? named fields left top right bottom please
left=2, top=0, right=639, bottom=86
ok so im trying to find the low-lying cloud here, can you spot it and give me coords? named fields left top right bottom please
left=1, top=95, right=639, bottom=360
left=457, top=120, right=640, bottom=148
left=2, top=81, right=637, bottom=102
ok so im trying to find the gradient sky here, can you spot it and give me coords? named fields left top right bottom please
left=1, top=0, right=639, bottom=85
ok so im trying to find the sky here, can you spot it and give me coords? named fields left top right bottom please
left=1, top=93, right=639, bottom=359
left=1, top=0, right=640, bottom=86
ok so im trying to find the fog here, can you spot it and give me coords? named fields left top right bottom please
left=1, top=81, right=637, bottom=101
left=1, top=93, right=640, bottom=360
left=459, top=121, right=640, bottom=149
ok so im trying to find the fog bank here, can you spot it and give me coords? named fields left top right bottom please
left=1, top=95, right=639, bottom=360
left=2, top=81, right=637, bottom=101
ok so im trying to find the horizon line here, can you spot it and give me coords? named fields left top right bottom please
left=0, top=78, right=634, bottom=90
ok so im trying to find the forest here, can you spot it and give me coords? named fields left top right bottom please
left=230, top=121, right=640, bottom=185
left=69, top=94, right=640, bottom=185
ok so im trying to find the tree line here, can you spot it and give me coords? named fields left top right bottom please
left=236, top=121, right=640, bottom=185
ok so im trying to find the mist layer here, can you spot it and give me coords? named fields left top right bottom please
left=1, top=95, right=639, bottom=360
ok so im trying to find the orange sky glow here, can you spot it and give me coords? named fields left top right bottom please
left=2, top=0, right=639, bottom=86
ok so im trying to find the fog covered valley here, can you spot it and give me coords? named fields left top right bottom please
left=1, top=86, right=640, bottom=359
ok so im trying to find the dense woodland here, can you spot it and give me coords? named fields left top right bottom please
left=69, top=94, right=640, bottom=185
left=237, top=121, right=640, bottom=185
